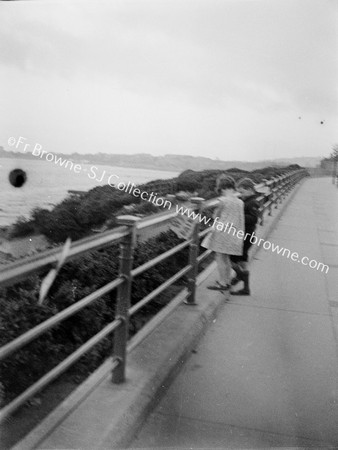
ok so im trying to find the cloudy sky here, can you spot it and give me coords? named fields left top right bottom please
left=0, top=0, right=337, bottom=161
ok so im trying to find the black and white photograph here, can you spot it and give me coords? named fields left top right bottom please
left=0, top=0, right=338, bottom=448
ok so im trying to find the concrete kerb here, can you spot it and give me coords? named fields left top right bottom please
left=13, top=179, right=306, bottom=450
left=14, top=279, right=226, bottom=450
left=99, top=286, right=226, bottom=449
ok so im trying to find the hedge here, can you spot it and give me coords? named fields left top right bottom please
left=0, top=230, right=190, bottom=404
left=9, top=165, right=300, bottom=242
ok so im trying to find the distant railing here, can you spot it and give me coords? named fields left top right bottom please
left=138, top=178, right=178, bottom=195
left=255, top=170, right=307, bottom=225
left=0, top=168, right=308, bottom=423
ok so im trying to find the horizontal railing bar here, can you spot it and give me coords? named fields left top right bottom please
left=262, top=200, right=273, bottom=209
left=129, top=265, right=192, bottom=317
left=0, top=319, right=122, bottom=423
left=131, top=240, right=192, bottom=278
left=127, top=245, right=230, bottom=355
left=197, top=249, right=212, bottom=264
left=198, top=228, right=210, bottom=238
left=136, top=210, right=178, bottom=230
left=0, top=213, right=181, bottom=289
left=0, top=211, right=182, bottom=288
left=128, top=288, right=188, bottom=354
left=1, top=170, right=305, bottom=289
left=0, top=226, right=128, bottom=288
left=201, top=198, right=219, bottom=210
left=0, top=277, right=124, bottom=361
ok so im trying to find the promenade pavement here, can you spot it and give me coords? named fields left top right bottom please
left=130, top=177, right=338, bottom=449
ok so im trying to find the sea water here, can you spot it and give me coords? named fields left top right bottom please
left=0, top=158, right=178, bottom=227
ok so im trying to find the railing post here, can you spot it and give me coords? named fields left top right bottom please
left=281, top=175, right=286, bottom=200
left=275, top=176, right=282, bottom=208
left=261, top=179, right=271, bottom=223
left=185, top=197, right=204, bottom=305
left=293, top=171, right=299, bottom=187
left=267, top=183, right=273, bottom=216
left=285, top=173, right=292, bottom=194
left=113, top=215, right=140, bottom=383
left=259, top=197, right=264, bottom=225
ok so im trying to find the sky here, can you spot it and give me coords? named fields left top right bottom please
left=0, top=0, right=337, bottom=161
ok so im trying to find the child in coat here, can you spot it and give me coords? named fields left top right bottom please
left=201, top=175, right=244, bottom=291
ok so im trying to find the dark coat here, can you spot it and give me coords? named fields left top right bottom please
left=243, top=194, right=260, bottom=235
left=231, top=194, right=260, bottom=262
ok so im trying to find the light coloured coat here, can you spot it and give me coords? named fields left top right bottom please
left=201, top=194, right=244, bottom=255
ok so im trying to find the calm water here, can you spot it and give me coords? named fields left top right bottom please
left=0, top=158, right=178, bottom=227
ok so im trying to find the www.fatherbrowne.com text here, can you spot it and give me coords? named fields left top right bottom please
left=8, top=136, right=329, bottom=274
left=176, top=204, right=329, bottom=274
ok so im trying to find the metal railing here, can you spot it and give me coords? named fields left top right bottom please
left=0, top=168, right=308, bottom=423
left=138, top=178, right=178, bottom=196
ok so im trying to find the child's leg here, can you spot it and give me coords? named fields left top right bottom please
left=229, top=256, right=244, bottom=284
left=208, top=253, right=232, bottom=290
left=231, top=238, right=252, bottom=295
left=232, top=260, right=250, bottom=295
left=216, top=253, right=231, bottom=285
left=215, top=253, right=227, bottom=284
left=222, top=254, right=232, bottom=285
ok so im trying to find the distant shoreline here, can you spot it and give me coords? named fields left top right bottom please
left=0, top=147, right=322, bottom=172
left=0, top=155, right=180, bottom=174
left=0, top=158, right=179, bottom=229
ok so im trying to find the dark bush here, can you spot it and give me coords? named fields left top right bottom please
left=0, top=230, right=188, bottom=403
left=226, top=167, right=249, bottom=173
left=10, top=165, right=296, bottom=245
left=9, top=217, right=36, bottom=238
left=32, top=198, right=86, bottom=243
left=130, top=201, right=159, bottom=216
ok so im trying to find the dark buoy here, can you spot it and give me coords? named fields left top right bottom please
left=9, top=169, right=27, bottom=188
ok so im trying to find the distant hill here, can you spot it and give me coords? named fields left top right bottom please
left=265, top=156, right=322, bottom=168
left=0, top=146, right=322, bottom=172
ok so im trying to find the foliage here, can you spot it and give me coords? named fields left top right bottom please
left=0, top=231, right=188, bottom=403
left=9, top=217, right=36, bottom=238
left=176, top=168, right=264, bottom=195
left=32, top=198, right=86, bottom=243
left=10, top=165, right=299, bottom=244
left=128, top=200, right=159, bottom=216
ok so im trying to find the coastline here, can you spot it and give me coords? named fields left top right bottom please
left=0, top=233, right=50, bottom=265
left=0, top=154, right=180, bottom=174
left=0, top=158, right=179, bottom=229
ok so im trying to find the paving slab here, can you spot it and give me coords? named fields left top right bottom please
left=131, top=178, right=338, bottom=449
left=321, top=244, right=338, bottom=266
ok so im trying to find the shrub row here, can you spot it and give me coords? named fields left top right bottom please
left=9, top=165, right=301, bottom=242
left=0, top=230, right=189, bottom=404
